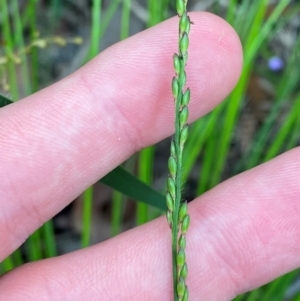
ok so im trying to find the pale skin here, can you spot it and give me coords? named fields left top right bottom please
left=0, top=12, right=299, bottom=301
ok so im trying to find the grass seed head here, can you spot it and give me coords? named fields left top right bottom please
left=166, top=192, right=174, bottom=212
left=180, top=124, right=189, bottom=146
left=176, top=0, right=186, bottom=17
left=179, top=234, right=186, bottom=249
left=182, top=288, right=189, bottom=301
left=181, top=214, right=190, bottom=234
left=178, top=201, right=188, bottom=222
left=173, top=54, right=181, bottom=75
left=179, top=106, right=189, bottom=127
left=177, top=248, right=186, bottom=268
left=180, top=33, right=189, bottom=56
left=172, top=77, right=180, bottom=98
left=167, top=177, right=176, bottom=200
left=167, top=210, right=173, bottom=228
left=179, top=13, right=190, bottom=34
left=179, top=70, right=187, bottom=88
left=177, top=277, right=186, bottom=298
left=180, top=263, right=188, bottom=280
left=182, top=88, right=190, bottom=106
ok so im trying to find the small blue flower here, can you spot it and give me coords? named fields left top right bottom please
left=268, top=56, right=284, bottom=71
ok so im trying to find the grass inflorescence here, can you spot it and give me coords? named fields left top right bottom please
left=166, top=1, right=191, bottom=300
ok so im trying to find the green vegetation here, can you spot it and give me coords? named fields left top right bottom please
left=0, top=0, right=299, bottom=300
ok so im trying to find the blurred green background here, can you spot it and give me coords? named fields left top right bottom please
left=1, top=0, right=300, bottom=300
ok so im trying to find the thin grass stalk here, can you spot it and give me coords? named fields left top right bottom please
left=147, top=0, right=163, bottom=26
left=43, top=220, right=57, bottom=257
left=226, top=0, right=238, bottom=25
left=245, top=0, right=291, bottom=67
left=295, top=293, right=300, bottom=301
left=51, top=0, right=61, bottom=29
left=241, top=33, right=300, bottom=170
left=242, top=0, right=269, bottom=55
left=83, top=0, right=122, bottom=64
left=1, top=256, right=14, bottom=273
left=161, top=0, right=170, bottom=20
left=11, top=0, right=32, bottom=96
left=20, top=0, right=38, bottom=29
left=166, top=1, right=191, bottom=300
left=120, top=0, right=131, bottom=39
left=196, top=123, right=219, bottom=195
left=81, top=0, right=102, bottom=247
left=210, top=0, right=270, bottom=184
left=25, top=231, right=43, bottom=261
left=11, top=249, right=23, bottom=266
left=262, top=94, right=300, bottom=162
left=10, top=0, right=44, bottom=263
left=137, top=147, right=154, bottom=225
left=286, top=111, right=300, bottom=150
left=208, top=67, right=251, bottom=187
left=260, top=271, right=299, bottom=301
left=1, top=248, right=24, bottom=274
left=231, top=0, right=252, bottom=37
left=28, top=0, right=39, bottom=93
left=81, top=186, right=93, bottom=247
left=100, top=0, right=122, bottom=39
left=188, top=103, right=223, bottom=194
left=148, top=0, right=170, bottom=25
left=1, top=0, right=19, bottom=100
left=209, top=0, right=290, bottom=187
left=244, top=289, right=261, bottom=301
left=89, top=0, right=102, bottom=57
left=233, top=294, right=246, bottom=301
left=294, top=287, right=300, bottom=301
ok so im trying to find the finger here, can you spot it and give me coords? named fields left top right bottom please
left=1, top=149, right=299, bottom=300
left=0, top=12, right=242, bottom=260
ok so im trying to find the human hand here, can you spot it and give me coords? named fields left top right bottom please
left=1, top=12, right=299, bottom=301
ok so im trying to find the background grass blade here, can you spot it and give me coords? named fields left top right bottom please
left=101, top=166, right=166, bottom=210
left=0, top=95, right=13, bottom=107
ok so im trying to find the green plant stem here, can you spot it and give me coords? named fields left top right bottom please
left=81, top=186, right=93, bottom=247
left=166, top=1, right=191, bottom=300
left=137, top=147, right=153, bottom=225
left=43, top=220, right=57, bottom=257
left=11, top=0, right=32, bottom=96
left=226, top=0, right=238, bottom=25
left=28, top=0, right=39, bottom=93
left=26, top=230, right=43, bottom=261
left=81, top=0, right=102, bottom=248
left=172, top=217, right=179, bottom=301
left=1, top=0, right=19, bottom=100
left=89, top=0, right=102, bottom=58
left=1, top=256, right=14, bottom=273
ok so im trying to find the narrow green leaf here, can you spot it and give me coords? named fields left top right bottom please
left=100, top=166, right=166, bottom=211
left=0, top=94, right=13, bottom=107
